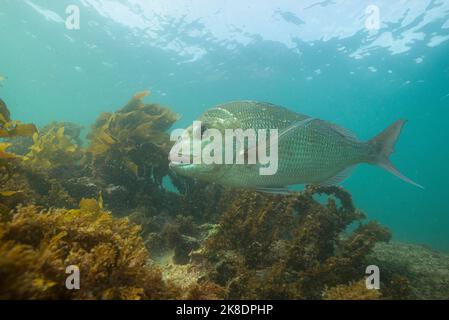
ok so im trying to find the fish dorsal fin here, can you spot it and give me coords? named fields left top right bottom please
left=255, top=186, right=291, bottom=195
left=316, top=165, right=357, bottom=187
left=327, top=122, right=359, bottom=142
left=281, top=118, right=359, bottom=143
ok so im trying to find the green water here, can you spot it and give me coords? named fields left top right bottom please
left=1, top=0, right=448, bottom=250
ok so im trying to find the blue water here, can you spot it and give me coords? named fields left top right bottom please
left=1, top=0, right=448, bottom=251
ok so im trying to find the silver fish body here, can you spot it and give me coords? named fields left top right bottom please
left=170, top=100, right=422, bottom=191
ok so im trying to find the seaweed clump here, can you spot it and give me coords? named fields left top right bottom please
left=0, top=141, right=24, bottom=215
left=0, top=198, right=178, bottom=299
left=0, top=98, right=37, bottom=139
left=197, top=186, right=392, bottom=299
left=0, top=93, right=424, bottom=300
left=22, top=123, right=83, bottom=172
left=85, top=91, right=180, bottom=213
left=1, top=123, right=84, bottom=210
left=0, top=98, right=37, bottom=168
left=0, top=99, right=38, bottom=214
left=323, top=280, right=381, bottom=300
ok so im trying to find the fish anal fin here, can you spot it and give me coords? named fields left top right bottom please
left=317, top=165, right=357, bottom=187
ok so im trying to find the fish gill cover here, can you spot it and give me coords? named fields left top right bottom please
left=0, top=0, right=448, bottom=300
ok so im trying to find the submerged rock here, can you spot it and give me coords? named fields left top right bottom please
left=370, top=242, right=449, bottom=299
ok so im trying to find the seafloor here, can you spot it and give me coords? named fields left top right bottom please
left=0, top=92, right=448, bottom=300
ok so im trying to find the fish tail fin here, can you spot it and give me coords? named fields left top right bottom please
left=368, top=119, right=423, bottom=189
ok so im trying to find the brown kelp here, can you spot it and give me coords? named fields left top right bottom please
left=0, top=136, right=224, bottom=299
left=0, top=100, right=39, bottom=214
left=0, top=99, right=37, bottom=167
left=1, top=93, right=444, bottom=300
left=2, top=122, right=84, bottom=210
left=0, top=98, right=37, bottom=139
left=193, top=186, right=395, bottom=299
left=323, top=280, right=381, bottom=300
left=0, top=199, right=178, bottom=299
left=22, top=123, right=83, bottom=172
left=85, top=91, right=180, bottom=213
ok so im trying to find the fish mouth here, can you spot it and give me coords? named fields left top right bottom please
left=169, top=161, right=191, bottom=168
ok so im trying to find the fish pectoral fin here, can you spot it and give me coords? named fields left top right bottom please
left=255, top=186, right=291, bottom=195
left=278, top=117, right=316, bottom=141
left=248, top=117, right=316, bottom=157
left=316, top=165, right=357, bottom=187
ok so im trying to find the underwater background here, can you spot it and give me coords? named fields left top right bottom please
left=0, top=0, right=449, bottom=300
left=1, top=0, right=448, bottom=251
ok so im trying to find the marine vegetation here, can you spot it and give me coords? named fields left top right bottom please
left=85, top=90, right=181, bottom=213
left=0, top=98, right=36, bottom=183
left=22, top=123, right=83, bottom=172
left=323, top=280, right=381, bottom=300
left=0, top=105, right=83, bottom=211
left=0, top=198, right=180, bottom=299
left=0, top=98, right=37, bottom=139
left=1, top=93, right=446, bottom=300
left=1, top=99, right=39, bottom=214
left=193, top=186, right=397, bottom=299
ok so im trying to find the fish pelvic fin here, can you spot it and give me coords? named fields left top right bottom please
left=368, top=119, right=423, bottom=189
left=255, top=186, right=291, bottom=195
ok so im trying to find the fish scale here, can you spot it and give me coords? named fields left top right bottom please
left=199, top=101, right=370, bottom=188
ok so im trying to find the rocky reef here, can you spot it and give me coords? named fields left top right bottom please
left=0, top=94, right=447, bottom=300
left=369, top=242, right=449, bottom=299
